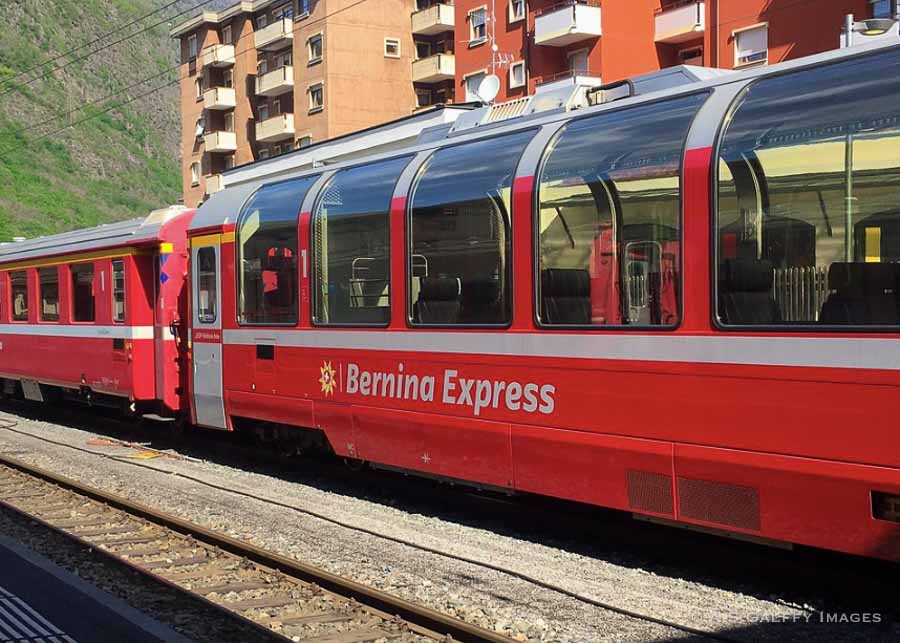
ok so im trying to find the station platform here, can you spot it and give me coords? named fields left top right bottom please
left=0, top=535, right=193, bottom=643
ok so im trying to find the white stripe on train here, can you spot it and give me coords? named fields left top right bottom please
left=222, top=329, right=900, bottom=372
left=0, top=325, right=157, bottom=340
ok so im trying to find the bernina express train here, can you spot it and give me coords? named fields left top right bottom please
left=3, top=39, right=900, bottom=562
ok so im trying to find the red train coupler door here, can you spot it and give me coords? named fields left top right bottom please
left=189, top=239, right=227, bottom=429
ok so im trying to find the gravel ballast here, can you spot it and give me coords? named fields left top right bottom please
left=0, top=407, right=896, bottom=642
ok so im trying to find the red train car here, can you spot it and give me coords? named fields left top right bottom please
left=0, top=207, right=194, bottom=415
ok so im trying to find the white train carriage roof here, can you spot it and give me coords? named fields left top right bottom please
left=0, top=206, right=189, bottom=266
left=190, top=36, right=900, bottom=235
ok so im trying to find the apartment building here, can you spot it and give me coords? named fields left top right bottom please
left=172, top=0, right=417, bottom=206
left=452, top=0, right=886, bottom=104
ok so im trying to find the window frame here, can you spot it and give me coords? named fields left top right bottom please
left=196, top=246, right=218, bottom=324
left=190, top=161, right=201, bottom=186
left=38, top=267, right=60, bottom=323
left=307, top=33, right=323, bottom=64
left=406, top=129, right=538, bottom=329
left=711, top=51, right=900, bottom=333
left=469, top=6, right=488, bottom=46
left=70, top=262, right=96, bottom=323
left=187, top=34, right=198, bottom=59
left=112, top=259, right=126, bottom=323
left=310, top=156, right=412, bottom=328
left=235, top=176, right=319, bottom=327
left=308, top=82, right=324, bottom=113
left=508, top=0, right=525, bottom=23
left=509, top=60, right=526, bottom=88
left=384, top=37, right=401, bottom=58
left=9, top=270, right=29, bottom=323
left=733, top=22, right=768, bottom=68
left=533, top=91, right=710, bottom=331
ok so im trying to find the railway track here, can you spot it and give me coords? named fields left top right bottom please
left=0, top=453, right=511, bottom=643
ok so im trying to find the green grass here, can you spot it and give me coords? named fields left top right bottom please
left=0, top=0, right=184, bottom=241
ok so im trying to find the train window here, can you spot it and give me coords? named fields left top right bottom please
left=38, top=268, right=59, bottom=322
left=10, top=271, right=27, bottom=322
left=112, top=259, right=126, bottom=323
left=71, top=263, right=95, bottom=322
left=717, top=48, right=900, bottom=328
left=311, top=156, right=411, bottom=326
left=408, top=130, right=535, bottom=326
left=196, top=247, right=217, bottom=324
left=537, top=94, right=705, bottom=327
left=237, top=176, right=317, bottom=325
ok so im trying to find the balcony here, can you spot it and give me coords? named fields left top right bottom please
left=203, top=87, right=236, bottom=110
left=255, top=66, right=294, bottom=97
left=412, top=53, right=455, bottom=83
left=255, top=113, right=295, bottom=143
left=535, top=69, right=601, bottom=93
left=199, top=44, right=235, bottom=67
left=655, top=1, right=705, bottom=44
left=205, top=174, right=225, bottom=195
left=204, top=130, right=237, bottom=153
left=412, top=3, right=455, bottom=35
left=255, top=17, right=293, bottom=51
left=534, top=1, right=601, bottom=47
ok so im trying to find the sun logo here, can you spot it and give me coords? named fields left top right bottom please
left=319, top=361, right=337, bottom=396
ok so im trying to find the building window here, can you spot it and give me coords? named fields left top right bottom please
left=408, top=130, right=535, bottom=326
left=307, top=33, right=323, bottom=63
left=112, top=260, right=126, bottom=323
left=469, top=7, right=487, bottom=44
left=10, top=271, right=27, bottom=321
left=464, top=71, right=486, bottom=102
left=680, top=47, right=703, bottom=65
left=415, top=41, right=431, bottom=59
left=195, top=78, right=203, bottom=99
left=223, top=69, right=234, bottom=88
left=259, top=103, right=270, bottom=121
left=195, top=116, right=205, bottom=138
left=308, top=83, right=324, bottom=112
left=568, top=48, right=589, bottom=74
left=256, top=14, right=268, bottom=29
left=190, top=162, right=201, bottom=185
left=277, top=51, right=293, bottom=68
left=509, top=61, right=526, bottom=88
left=222, top=24, right=232, bottom=44
left=537, top=94, right=703, bottom=327
left=717, top=47, right=900, bottom=328
left=734, top=24, right=768, bottom=67
left=257, top=58, right=269, bottom=75
left=196, top=247, right=218, bottom=323
left=272, top=98, right=281, bottom=115
left=236, top=176, right=318, bottom=324
left=274, top=3, right=292, bottom=19
left=224, top=112, right=235, bottom=132
left=299, top=0, right=311, bottom=16
left=871, top=0, right=894, bottom=18
left=416, top=88, right=432, bottom=108
left=311, top=156, right=412, bottom=326
left=509, top=0, right=525, bottom=22
left=187, top=34, right=198, bottom=59
left=38, top=268, right=59, bottom=322
left=71, top=263, right=95, bottom=322
left=384, top=38, right=401, bottom=58
left=259, top=148, right=270, bottom=160
left=298, top=135, right=313, bottom=148
left=273, top=144, right=282, bottom=156
left=225, top=154, right=235, bottom=170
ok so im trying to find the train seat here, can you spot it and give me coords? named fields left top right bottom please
left=414, top=276, right=461, bottom=324
left=541, top=268, right=591, bottom=325
left=820, top=262, right=898, bottom=325
left=719, top=259, right=781, bottom=325
left=460, top=277, right=502, bottom=323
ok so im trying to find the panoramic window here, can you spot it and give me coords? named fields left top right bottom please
left=537, top=94, right=705, bottom=327
left=408, top=129, right=535, bottom=325
left=312, top=156, right=411, bottom=325
left=717, top=48, right=900, bottom=327
left=197, top=247, right=218, bottom=323
left=112, top=259, right=126, bottom=323
left=38, top=267, right=59, bottom=322
left=237, top=176, right=318, bottom=325
left=71, top=263, right=95, bottom=322
left=10, top=271, right=28, bottom=321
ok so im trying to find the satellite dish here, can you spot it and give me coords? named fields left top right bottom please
left=476, top=74, right=501, bottom=104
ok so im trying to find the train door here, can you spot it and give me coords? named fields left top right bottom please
left=190, top=242, right=227, bottom=428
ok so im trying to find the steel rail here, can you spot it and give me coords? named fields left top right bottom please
left=0, top=452, right=511, bottom=643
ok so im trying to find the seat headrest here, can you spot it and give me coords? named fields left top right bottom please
left=541, top=268, right=590, bottom=298
left=461, top=277, right=501, bottom=306
left=829, top=261, right=899, bottom=294
left=419, top=277, right=460, bottom=301
left=724, top=258, right=773, bottom=293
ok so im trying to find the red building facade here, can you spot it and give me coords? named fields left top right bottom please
left=450, top=0, right=876, bottom=104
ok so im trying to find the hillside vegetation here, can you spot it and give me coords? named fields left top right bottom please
left=0, top=0, right=194, bottom=240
